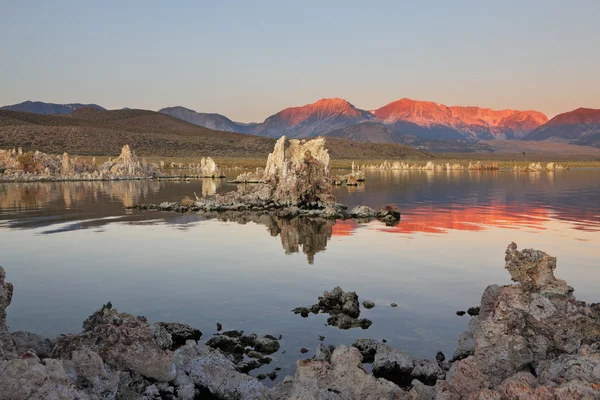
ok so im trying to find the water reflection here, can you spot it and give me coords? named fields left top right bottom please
left=1, top=170, right=599, bottom=264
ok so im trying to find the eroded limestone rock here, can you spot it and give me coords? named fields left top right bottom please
left=435, top=243, right=600, bottom=399
left=272, top=345, right=407, bottom=400
left=292, top=286, right=372, bottom=329
left=0, top=266, right=15, bottom=360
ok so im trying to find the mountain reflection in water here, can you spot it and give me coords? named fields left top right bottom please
left=1, top=169, right=599, bottom=263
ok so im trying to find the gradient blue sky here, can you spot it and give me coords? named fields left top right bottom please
left=1, top=0, right=599, bottom=122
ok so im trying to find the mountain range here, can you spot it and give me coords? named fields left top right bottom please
left=0, top=101, right=106, bottom=115
left=0, top=108, right=429, bottom=160
left=3, top=99, right=600, bottom=149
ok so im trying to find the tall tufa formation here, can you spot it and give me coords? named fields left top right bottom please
left=99, top=145, right=159, bottom=178
left=263, top=136, right=334, bottom=205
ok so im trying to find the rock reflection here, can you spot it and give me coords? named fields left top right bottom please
left=204, top=211, right=335, bottom=264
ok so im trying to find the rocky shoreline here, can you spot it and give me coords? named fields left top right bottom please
left=1, top=243, right=599, bottom=399
left=0, top=145, right=226, bottom=182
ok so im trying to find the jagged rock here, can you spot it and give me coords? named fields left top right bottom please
left=0, top=354, right=87, bottom=400
left=352, top=338, right=380, bottom=363
left=0, top=266, right=15, bottom=360
left=293, top=286, right=372, bottom=329
left=319, top=287, right=360, bottom=318
left=153, top=322, right=202, bottom=349
left=314, top=343, right=335, bottom=362
left=372, top=345, right=415, bottom=386
left=174, top=341, right=269, bottom=400
left=10, top=331, right=53, bottom=358
left=272, top=345, right=406, bottom=399
left=436, top=243, right=600, bottom=399
left=264, top=136, right=334, bottom=205
left=52, top=304, right=176, bottom=382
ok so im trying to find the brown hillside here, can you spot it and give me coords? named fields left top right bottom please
left=0, top=109, right=430, bottom=160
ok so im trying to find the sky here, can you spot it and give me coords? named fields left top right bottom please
left=1, top=0, right=599, bottom=122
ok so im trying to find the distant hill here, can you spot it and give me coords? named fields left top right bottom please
left=525, top=108, right=600, bottom=148
left=159, top=106, right=255, bottom=133
left=1, top=101, right=105, bottom=115
left=0, top=109, right=430, bottom=160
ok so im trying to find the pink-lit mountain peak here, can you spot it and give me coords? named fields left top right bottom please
left=271, top=98, right=371, bottom=128
left=373, top=98, right=548, bottom=137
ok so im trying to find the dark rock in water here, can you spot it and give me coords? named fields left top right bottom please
left=327, top=314, right=372, bottom=330
left=318, top=335, right=325, bottom=341
left=258, top=356, right=272, bottom=365
left=253, top=336, right=280, bottom=354
left=246, top=350, right=263, bottom=359
left=382, top=339, right=387, bottom=343
left=318, top=287, right=360, bottom=318
left=267, top=371, right=277, bottom=381
left=274, top=367, right=281, bottom=371
left=376, top=205, right=401, bottom=226
left=300, top=347, right=309, bottom=354
left=372, top=344, right=445, bottom=387
left=239, top=360, right=262, bottom=373
left=467, top=306, right=480, bottom=316
left=222, top=330, right=243, bottom=338
left=256, top=374, right=267, bottom=381
left=352, top=338, right=380, bottom=363
left=456, top=310, right=466, bottom=316
left=206, top=335, right=244, bottom=354
left=435, top=351, right=446, bottom=363
left=216, top=322, right=222, bottom=331
left=293, top=286, right=371, bottom=330
left=362, top=300, right=375, bottom=309
left=154, top=322, right=201, bottom=348
left=390, top=303, right=398, bottom=308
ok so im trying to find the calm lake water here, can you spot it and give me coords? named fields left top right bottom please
left=1, top=169, right=599, bottom=381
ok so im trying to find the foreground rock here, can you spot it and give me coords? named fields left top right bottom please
left=272, top=346, right=406, bottom=399
left=1, top=242, right=598, bottom=399
left=435, top=242, right=600, bottom=399
left=292, top=286, right=372, bottom=329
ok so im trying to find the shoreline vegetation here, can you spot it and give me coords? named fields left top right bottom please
left=1, top=243, right=598, bottom=399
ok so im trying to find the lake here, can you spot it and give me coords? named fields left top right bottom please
left=1, top=169, right=598, bottom=382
